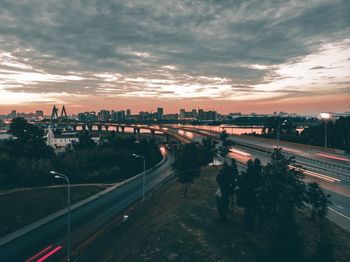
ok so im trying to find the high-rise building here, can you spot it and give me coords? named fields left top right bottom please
left=157, top=107, right=164, bottom=120
left=197, top=109, right=217, bottom=121
left=179, top=109, right=185, bottom=119
left=99, top=110, right=110, bottom=121
left=126, top=109, right=131, bottom=117
left=78, top=112, right=98, bottom=122
left=191, top=109, right=197, bottom=119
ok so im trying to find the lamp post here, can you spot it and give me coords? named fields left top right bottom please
left=276, top=118, right=287, bottom=149
left=132, top=154, right=146, bottom=200
left=320, top=113, right=332, bottom=151
left=50, top=171, right=71, bottom=261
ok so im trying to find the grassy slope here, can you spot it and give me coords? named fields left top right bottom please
left=0, top=185, right=104, bottom=237
left=76, top=167, right=350, bottom=262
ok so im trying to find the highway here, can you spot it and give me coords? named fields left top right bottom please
left=0, top=149, right=174, bottom=261
left=164, top=125, right=350, bottom=232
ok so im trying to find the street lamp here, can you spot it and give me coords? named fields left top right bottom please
left=320, top=112, right=332, bottom=150
left=132, top=154, right=146, bottom=200
left=50, top=170, right=71, bottom=262
left=276, top=118, right=287, bottom=149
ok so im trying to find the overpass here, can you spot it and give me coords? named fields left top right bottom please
left=35, top=121, right=192, bottom=144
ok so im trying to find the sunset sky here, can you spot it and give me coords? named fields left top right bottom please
left=0, top=0, right=349, bottom=115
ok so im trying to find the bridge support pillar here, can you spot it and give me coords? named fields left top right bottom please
left=73, top=125, right=77, bottom=131
left=116, top=126, right=119, bottom=133
left=165, top=134, right=170, bottom=143
left=81, top=125, right=86, bottom=131
left=136, top=128, right=140, bottom=139
left=151, top=130, right=155, bottom=140
left=121, top=127, right=125, bottom=134
left=98, top=125, right=102, bottom=132
left=87, top=125, right=93, bottom=132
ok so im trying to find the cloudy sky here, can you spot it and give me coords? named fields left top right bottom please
left=0, top=0, right=349, bottom=114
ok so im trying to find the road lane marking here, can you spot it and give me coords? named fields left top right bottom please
left=36, top=246, right=62, bottom=262
left=337, top=205, right=344, bottom=210
left=328, top=207, right=350, bottom=220
left=25, top=245, right=53, bottom=262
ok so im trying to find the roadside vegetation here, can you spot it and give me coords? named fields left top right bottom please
left=0, top=117, right=162, bottom=188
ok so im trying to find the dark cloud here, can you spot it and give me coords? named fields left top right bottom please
left=0, top=0, right=349, bottom=102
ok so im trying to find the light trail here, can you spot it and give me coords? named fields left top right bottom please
left=316, top=153, right=349, bottom=162
left=36, top=246, right=62, bottom=262
left=289, top=165, right=341, bottom=182
left=274, top=146, right=301, bottom=154
left=25, top=245, right=52, bottom=262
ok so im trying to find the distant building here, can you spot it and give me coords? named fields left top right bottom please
left=78, top=112, right=98, bottom=122
left=163, top=113, right=178, bottom=120
left=179, top=109, right=197, bottom=120
left=126, top=109, right=131, bottom=117
left=99, top=110, right=111, bottom=121
left=111, top=110, right=126, bottom=122
left=46, top=129, right=100, bottom=151
left=197, top=109, right=217, bottom=121
left=179, top=109, right=185, bottom=119
left=157, top=107, right=164, bottom=120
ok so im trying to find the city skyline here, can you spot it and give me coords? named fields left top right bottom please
left=1, top=1, right=350, bottom=114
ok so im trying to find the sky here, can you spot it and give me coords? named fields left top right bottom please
left=0, top=0, right=349, bottom=115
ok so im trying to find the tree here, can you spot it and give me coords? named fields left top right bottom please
left=73, top=131, right=96, bottom=150
left=258, top=149, right=306, bottom=262
left=200, top=137, right=217, bottom=166
left=237, top=158, right=262, bottom=230
left=9, top=117, right=43, bottom=142
left=306, top=182, right=332, bottom=220
left=7, top=118, right=54, bottom=160
left=173, top=143, right=202, bottom=198
left=258, top=149, right=305, bottom=225
left=219, top=129, right=232, bottom=157
left=215, top=159, right=238, bottom=220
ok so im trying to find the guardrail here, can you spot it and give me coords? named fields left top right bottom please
left=233, top=142, right=350, bottom=181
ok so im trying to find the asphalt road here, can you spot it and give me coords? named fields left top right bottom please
left=0, top=150, right=174, bottom=261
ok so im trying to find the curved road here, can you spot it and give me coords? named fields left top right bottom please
left=0, top=150, right=174, bottom=261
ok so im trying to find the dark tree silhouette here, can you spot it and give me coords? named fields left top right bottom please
left=73, top=131, right=97, bottom=150
left=200, top=137, right=217, bottom=166
left=173, top=143, right=202, bottom=198
left=306, top=182, right=332, bottom=220
left=237, top=158, right=262, bottom=230
left=258, top=149, right=305, bottom=262
left=216, top=159, right=238, bottom=220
